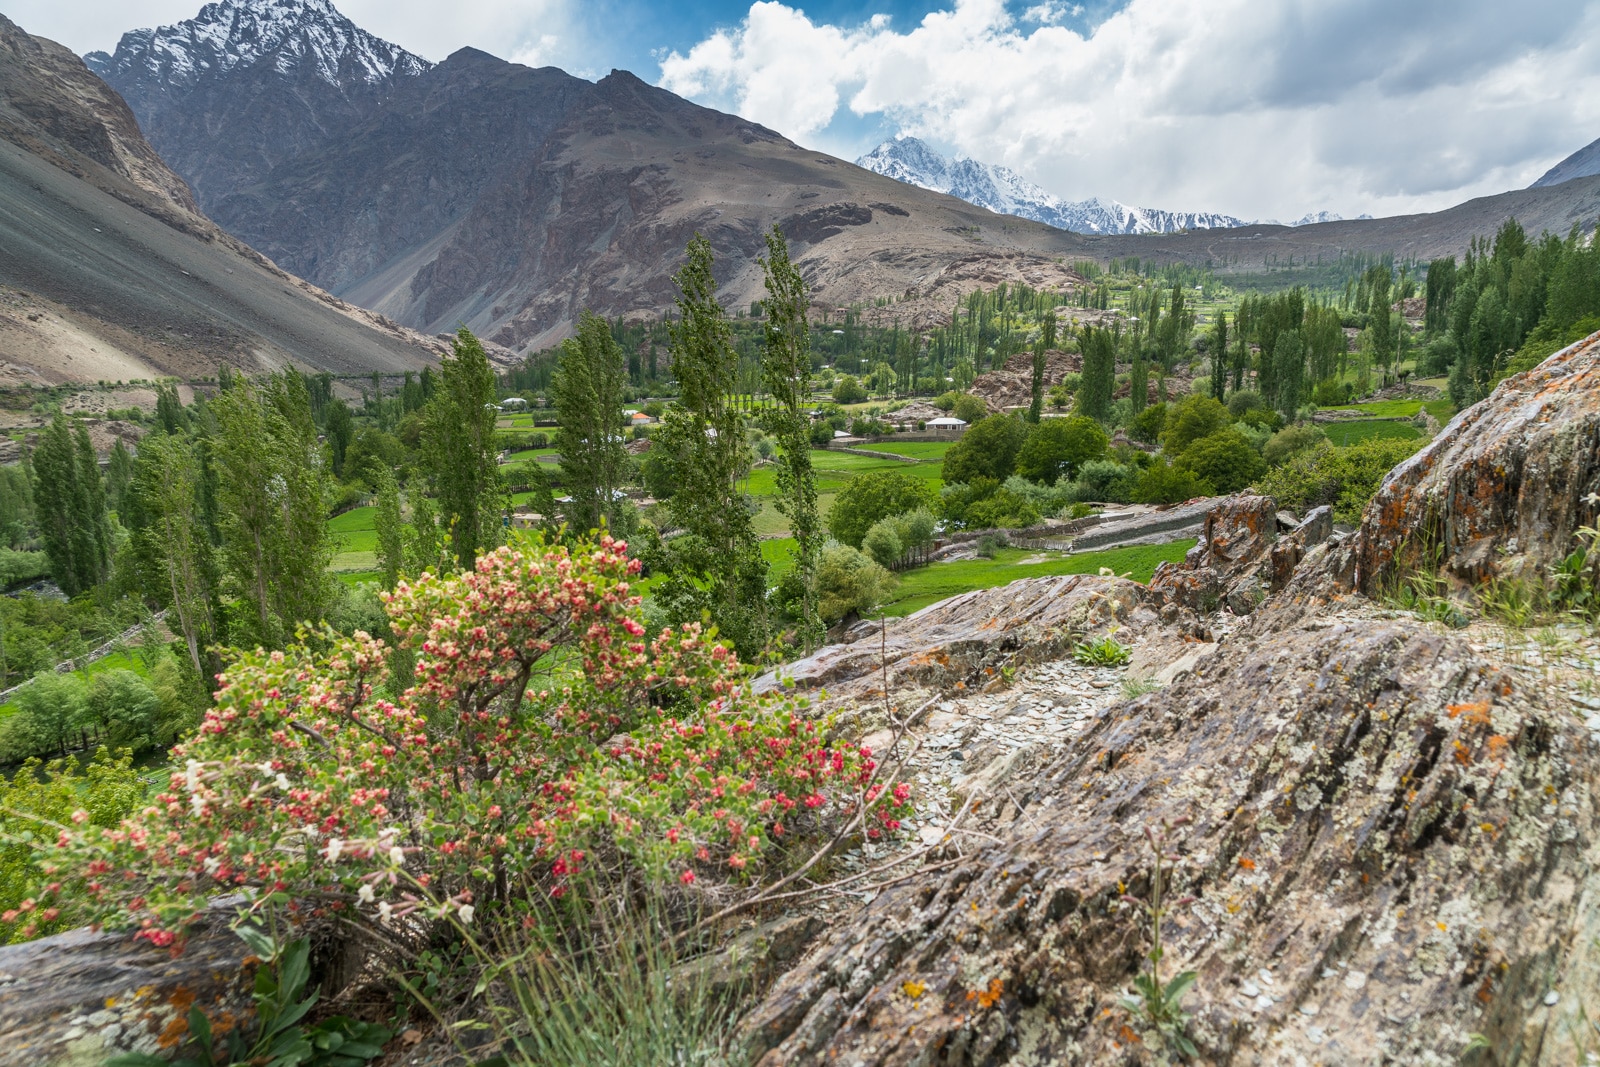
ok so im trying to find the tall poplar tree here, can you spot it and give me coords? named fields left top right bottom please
left=1028, top=310, right=1056, bottom=423
left=32, top=415, right=111, bottom=596
left=1209, top=311, right=1229, bottom=400
left=128, top=432, right=221, bottom=679
left=212, top=373, right=333, bottom=646
left=654, top=234, right=767, bottom=653
left=554, top=311, right=629, bottom=534
left=1076, top=324, right=1115, bottom=423
left=758, top=226, right=822, bottom=646
left=422, top=328, right=504, bottom=568
left=373, top=467, right=405, bottom=592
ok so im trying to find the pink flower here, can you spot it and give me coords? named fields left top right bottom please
left=680, top=869, right=696, bottom=885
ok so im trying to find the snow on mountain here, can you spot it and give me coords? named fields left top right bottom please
left=856, top=137, right=1248, bottom=235
left=85, top=0, right=431, bottom=91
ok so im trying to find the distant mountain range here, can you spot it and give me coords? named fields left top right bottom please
left=1532, top=135, right=1600, bottom=189
left=5, top=0, right=1593, bottom=367
left=855, top=138, right=1370, bottom=234
left=0, top=11, right=435, bottom=384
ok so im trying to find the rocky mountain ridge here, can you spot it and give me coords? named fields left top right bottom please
left=1532, top=134, right=1600, bottom=189
left=0, top=12, right=438, bottom=383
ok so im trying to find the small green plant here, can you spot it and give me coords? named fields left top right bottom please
left=974, top=532, right=1008, bottom=559
left=1074, top=634, right=1131, bottom=667
left=1480, top=573, right=1538, bottom=629
left=1121, top=676, right=1161, bottom=700
left=1119, top=818, right=1199, bottom=1059
left=110, top=926, right=391, bottom=1067
left=1550, top=522, right=1600, bottom=621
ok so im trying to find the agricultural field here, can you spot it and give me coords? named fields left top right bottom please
left=1321, top=420, right=1423, bottom=447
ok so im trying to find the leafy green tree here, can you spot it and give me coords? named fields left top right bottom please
left=1174, top=429, right=1265, bottom=493
left=127, top=432, right=221, bottom=679
left=555, top=310, right=629, bottom=534
left=9, top=672, right=88, bottom=759
left=861, top=520, right=903, bottom=569
left=1161, top=395, right=1233, bottom=455
left=84, top=669, right=163, bottom=752
left=1077, top=324, right=1116, bottom=422
left=1131, top=458, right=1212, bottom=505
left=943, top=413, right=1027, bottom=485
left=325, top=399, right=355, bottom=478
left=1014, top=416, right=1107, bottom=484
left=832, top=376, right=868, bottom=404
left=759, top=227, right=824, bottom=645
left=653, top=234, right=768, bottom=653
left=373, top=467, right=405, bottom=592
left=1209, top=311, right=1229, bottom=400
left=32, top=415, right=111, bottom=596
left=826, top=470, right=936, bottom=548
left=951, top=394, right=988, bottom=423
left=815, top=542, right=896, bottom=624
left=423, top=328, right=504, bottom=569
left=1272, top=329, right=1305, bottom=418
left=106, top=439, right=134, bottom=515
left=212, top=373, right=334, bottom=647
left=1130, top=402, right=1168, bottom=445
left=155, top=382, right=187, bottom=434
left=1028, top=310, right=1056, bottom=423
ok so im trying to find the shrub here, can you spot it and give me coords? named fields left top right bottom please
left=826, top=471, right=936, bottom=548
left=950, top=394, right=989, bottom=424
left=1130, top=402, right=1168, bottom=445
left=861, top=520, right=904, bottom=569
left=975, top=532, right=1008, bottom=558
left=934, top=391, right=960, bottom=412
left=36, top=536, right=911, bottom=944
left=1226, top=390, right=1266, bottom=417
left=0, top=749, right=142, bottom=944
left=831, top=376, right=868, bottom=404
left=1262, top=423, right=1329, bottom=466
left=943, top=413, right=1027, bottom=484
left=1074, top=635, right=1131, bottom=667
left=1237, top=407, right=1284, bottom=433
left=1254, top=437, right=1425, bottom=523
left=1174, top=429, right=1266, bottom=494
left=1161, top=395, right=1232, bottom=455
left=816, top=541, right=897, bottom=623
left=2, top=672, right=87, bottom=762
left=84, top=669, right=165, bottom=754
left=1131, top=458, right=1212, bottom=505
left=961, top=487, right=1041, bottom=530
left=1015, top=416, right=1108, bottom=484
left=1068, top=459, right=1137, bottom=504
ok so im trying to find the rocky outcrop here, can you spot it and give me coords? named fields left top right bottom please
left=1149, top=496, right=1333, bottom=615
left=738, top=339, right=1600, bottom=1065
left=741, top=611, right=1600, bottom=1066
left=969, top=349, right=1082, bottom=412
left=0, top=917, right=256, bottom=1066
left=761, top=574, right=1176, bottom=703
left=1352, top=329, right=1600, bottom=595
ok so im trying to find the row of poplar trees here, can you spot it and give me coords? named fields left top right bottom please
left=551, top=226, right=822, bottom=654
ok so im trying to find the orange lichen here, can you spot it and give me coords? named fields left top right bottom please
left=966, top=978, right=1003, bottom=1008
left=1238, top=857, right=1256, bottom=870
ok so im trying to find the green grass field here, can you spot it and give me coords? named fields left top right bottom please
left=0, top=649, right=152, bottom=721
left=1321, top=420, right=1423, bottom=447
left=879, top=541, right=1195, bottom=617
left=855, top=441, right=955, bottom=460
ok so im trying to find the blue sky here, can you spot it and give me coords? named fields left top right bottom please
left=16, top=0, right=1600, bottom=222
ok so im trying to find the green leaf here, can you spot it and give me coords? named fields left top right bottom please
left=235, top=923, right=278, bottom=961
left=1163, top=970, right=1198, bottom=1005
left=186, top=1005, right=214, bottom=1053
left=278, top=939, right=313, bottom=1003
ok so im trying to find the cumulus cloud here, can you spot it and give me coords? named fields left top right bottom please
left=657, top=0, right=1600, bottom=220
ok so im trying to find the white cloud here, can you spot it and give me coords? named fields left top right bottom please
left=657, top=0, right=1600, bottom=221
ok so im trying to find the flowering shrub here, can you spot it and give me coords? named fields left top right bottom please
left=33, top=535, right=909, bottom=945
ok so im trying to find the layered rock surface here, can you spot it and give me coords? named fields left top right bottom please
left=739, top=338, right=1600, bottom=1065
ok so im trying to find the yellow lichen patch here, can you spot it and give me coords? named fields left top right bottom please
left=902, top=980, right=927, bottom=999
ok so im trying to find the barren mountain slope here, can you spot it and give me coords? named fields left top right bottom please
left=0, top=14, right=437, bottom=382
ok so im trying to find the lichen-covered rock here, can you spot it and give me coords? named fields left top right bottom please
left=1353, top=329, right=1600, bottom=594
left=1149, top=496, right=1331, bottom=616
left=0, top=918, right=256, bottom=1066
left=739, top=614, right=1600, bottom=1066
left=758, top=574, right=1174, bottom=702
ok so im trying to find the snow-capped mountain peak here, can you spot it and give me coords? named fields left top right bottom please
left=85, top=0, right=431, bottom=91
left=856, top=137, right=1249, bottom=235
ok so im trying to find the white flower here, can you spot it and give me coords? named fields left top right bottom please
left=389, top=846, right=406, bottom=866
left=190, top=794, right=207, bottom=816
left=203, top=856, right=222, bottom=875
left=185, top=760, right=202, bottom=792
left=324, top=838, right=344, bottom=862
left=457, top=903, right=475, bottom=924
left=275, top=774, right=291, bottom=791
left=357, top=884, right=375, bottom=904
left=1585, top=491, right=1600, bottom=506
left=378, top=901, right=393, bottom=923
left=301, top=825, right=319, bottom=839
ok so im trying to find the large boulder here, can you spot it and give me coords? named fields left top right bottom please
left=1353, top=329, right=1600, bottom=594
left=740, top=613, right=1600, bottom=1066
left=1149, top=495, right=1332, bottom=615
